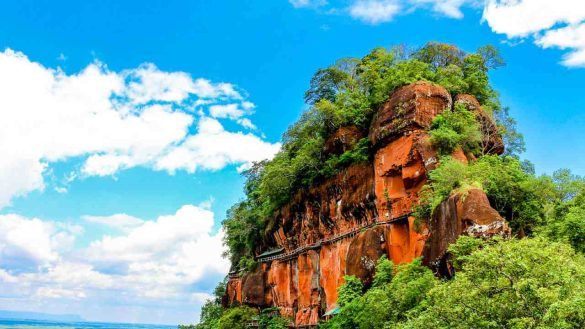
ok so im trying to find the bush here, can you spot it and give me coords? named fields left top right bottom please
left=337, top=275, right=364, bottom=308
left=217, top=306, right=257, bottom=329
left=429, top=102, right=481, bottom=156
left=538, top=169, right=585, bottom=253
left=323, top=258, right=437, bottom=329
left=259, top=307, right=291, bottom=329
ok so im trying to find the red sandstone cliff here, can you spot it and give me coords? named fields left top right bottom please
left=226, top=81, right=509, bottom=326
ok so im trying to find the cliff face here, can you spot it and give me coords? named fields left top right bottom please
left=225, top=81, right=509, bottom=326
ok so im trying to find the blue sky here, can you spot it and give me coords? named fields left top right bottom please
left=0, top=0, right=584, bottom=325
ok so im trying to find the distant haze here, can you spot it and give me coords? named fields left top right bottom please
left=0, top=310, right=84, bottom=322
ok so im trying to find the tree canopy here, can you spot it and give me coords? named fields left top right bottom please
left=323, top=237, right=585, bottom=329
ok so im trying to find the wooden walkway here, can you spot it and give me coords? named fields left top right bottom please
left=257, top=214, right=411, bottom=263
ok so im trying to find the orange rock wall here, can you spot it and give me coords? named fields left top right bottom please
left=226, top=82, right=508, bottom=326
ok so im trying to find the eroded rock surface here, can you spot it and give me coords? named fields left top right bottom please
left=423, top=188, right=510, bottom=276
left=226, top=81, right=508, bottom=326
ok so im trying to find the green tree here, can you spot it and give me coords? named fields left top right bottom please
left=429, top=102, right=482, bottom=156
left=405, top=238, right=585, bottom=329
left=413, top=42, right=465, bottom=69
left=337, top=275, right=364, bottom=308
left=539, top=169, right=585, bottom=253
left=416, top=155, right=546, bottom=235
left=496, top=106, right=526, bottom=157
left=258, top=307, right=290, bottom=329
left=323, top=259, right=437, bottom=329
left=372, top=255, right=394, bottom=288
left=217, top=306, right=257, bottom=329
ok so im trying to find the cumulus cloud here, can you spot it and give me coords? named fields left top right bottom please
left=410, top=0, right=475, bottom=19
left=296, top=0, right=476, bottom=24
left=0, top=205, right=229, bottom=320
left=83, top=214, right=144, bottom=232
left=537, top=24, right=585, bottom=66
left=0, top=49, right=279, bottom=208
left=349, top=0, right=402, bottom=24
left=209, top=103, right=247, bottom=119
left=0, top=214, right=78, bottom=271
left=483, top=0, right=585, bottom=67
left=153, top=117, right=280, bottom=173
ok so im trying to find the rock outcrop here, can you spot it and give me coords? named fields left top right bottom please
left=422, top=188, right=510, bottom=276
left=226, top=81, right=509, bottom=326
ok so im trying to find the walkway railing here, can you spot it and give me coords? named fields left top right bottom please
left=257, top=213, right=411, bottom=263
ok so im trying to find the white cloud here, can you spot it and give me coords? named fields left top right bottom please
left=83, top=214, right=144, bottom=232
left=483, top=0, right=585, bottom=37
left=237, top=118, right=257, bottom=130
left=124, top=64, right=200, bottom=104
left=0, top=214, right=78, bottom=271
left=292, top=0, right=585, bottom=67
left=289, top=0, right=328, bottom=8
left=483, top=0, right=585, bottom=67
left=0, top=205, right=229, bottom=319
left=349, top=0, right=402, bottom=24
left=35, top=287, right=87, bottom=300
left=537, top=23, right=585, bottom=67
left=0, top=49, right=278, bottom=208
left=209, top=103, right=246, bottom=119
left=154, top=117, right=281, bottom=173
left=411, top=0, right=472, bottom=19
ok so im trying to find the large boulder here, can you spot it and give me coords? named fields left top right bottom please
left=345, top=226, right=386, bottom=286
left=373, top=132, right=438, bottom=220
left=423, top=188, right=510, bottom=275
left=273, top=163, right=377, bottom=251
left=241, top=265, right=267, bottom=306
left=224, top=275, right=242, bottom=306
left=295, top=250, right=321, bottom=326
left=369, top=81, right=452, bottom=148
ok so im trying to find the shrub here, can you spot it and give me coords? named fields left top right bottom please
left=429, top=102, right=481, bottom=156
left=337, top=275, right=364, bottom=308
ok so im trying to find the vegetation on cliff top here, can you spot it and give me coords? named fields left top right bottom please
left=223, top=42, right=517, bottom=270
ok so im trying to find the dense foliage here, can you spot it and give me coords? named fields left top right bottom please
left=322, top=237, right=585, bottom=329
left=537, top=169, right=585, bottom=252
left=223, top=42, right=513, bottom=268
left=180, top=282, right=290, bottom=329
left=415, top=155, right=546, bottom=234
left=429, top=102, right=482, bottom=156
